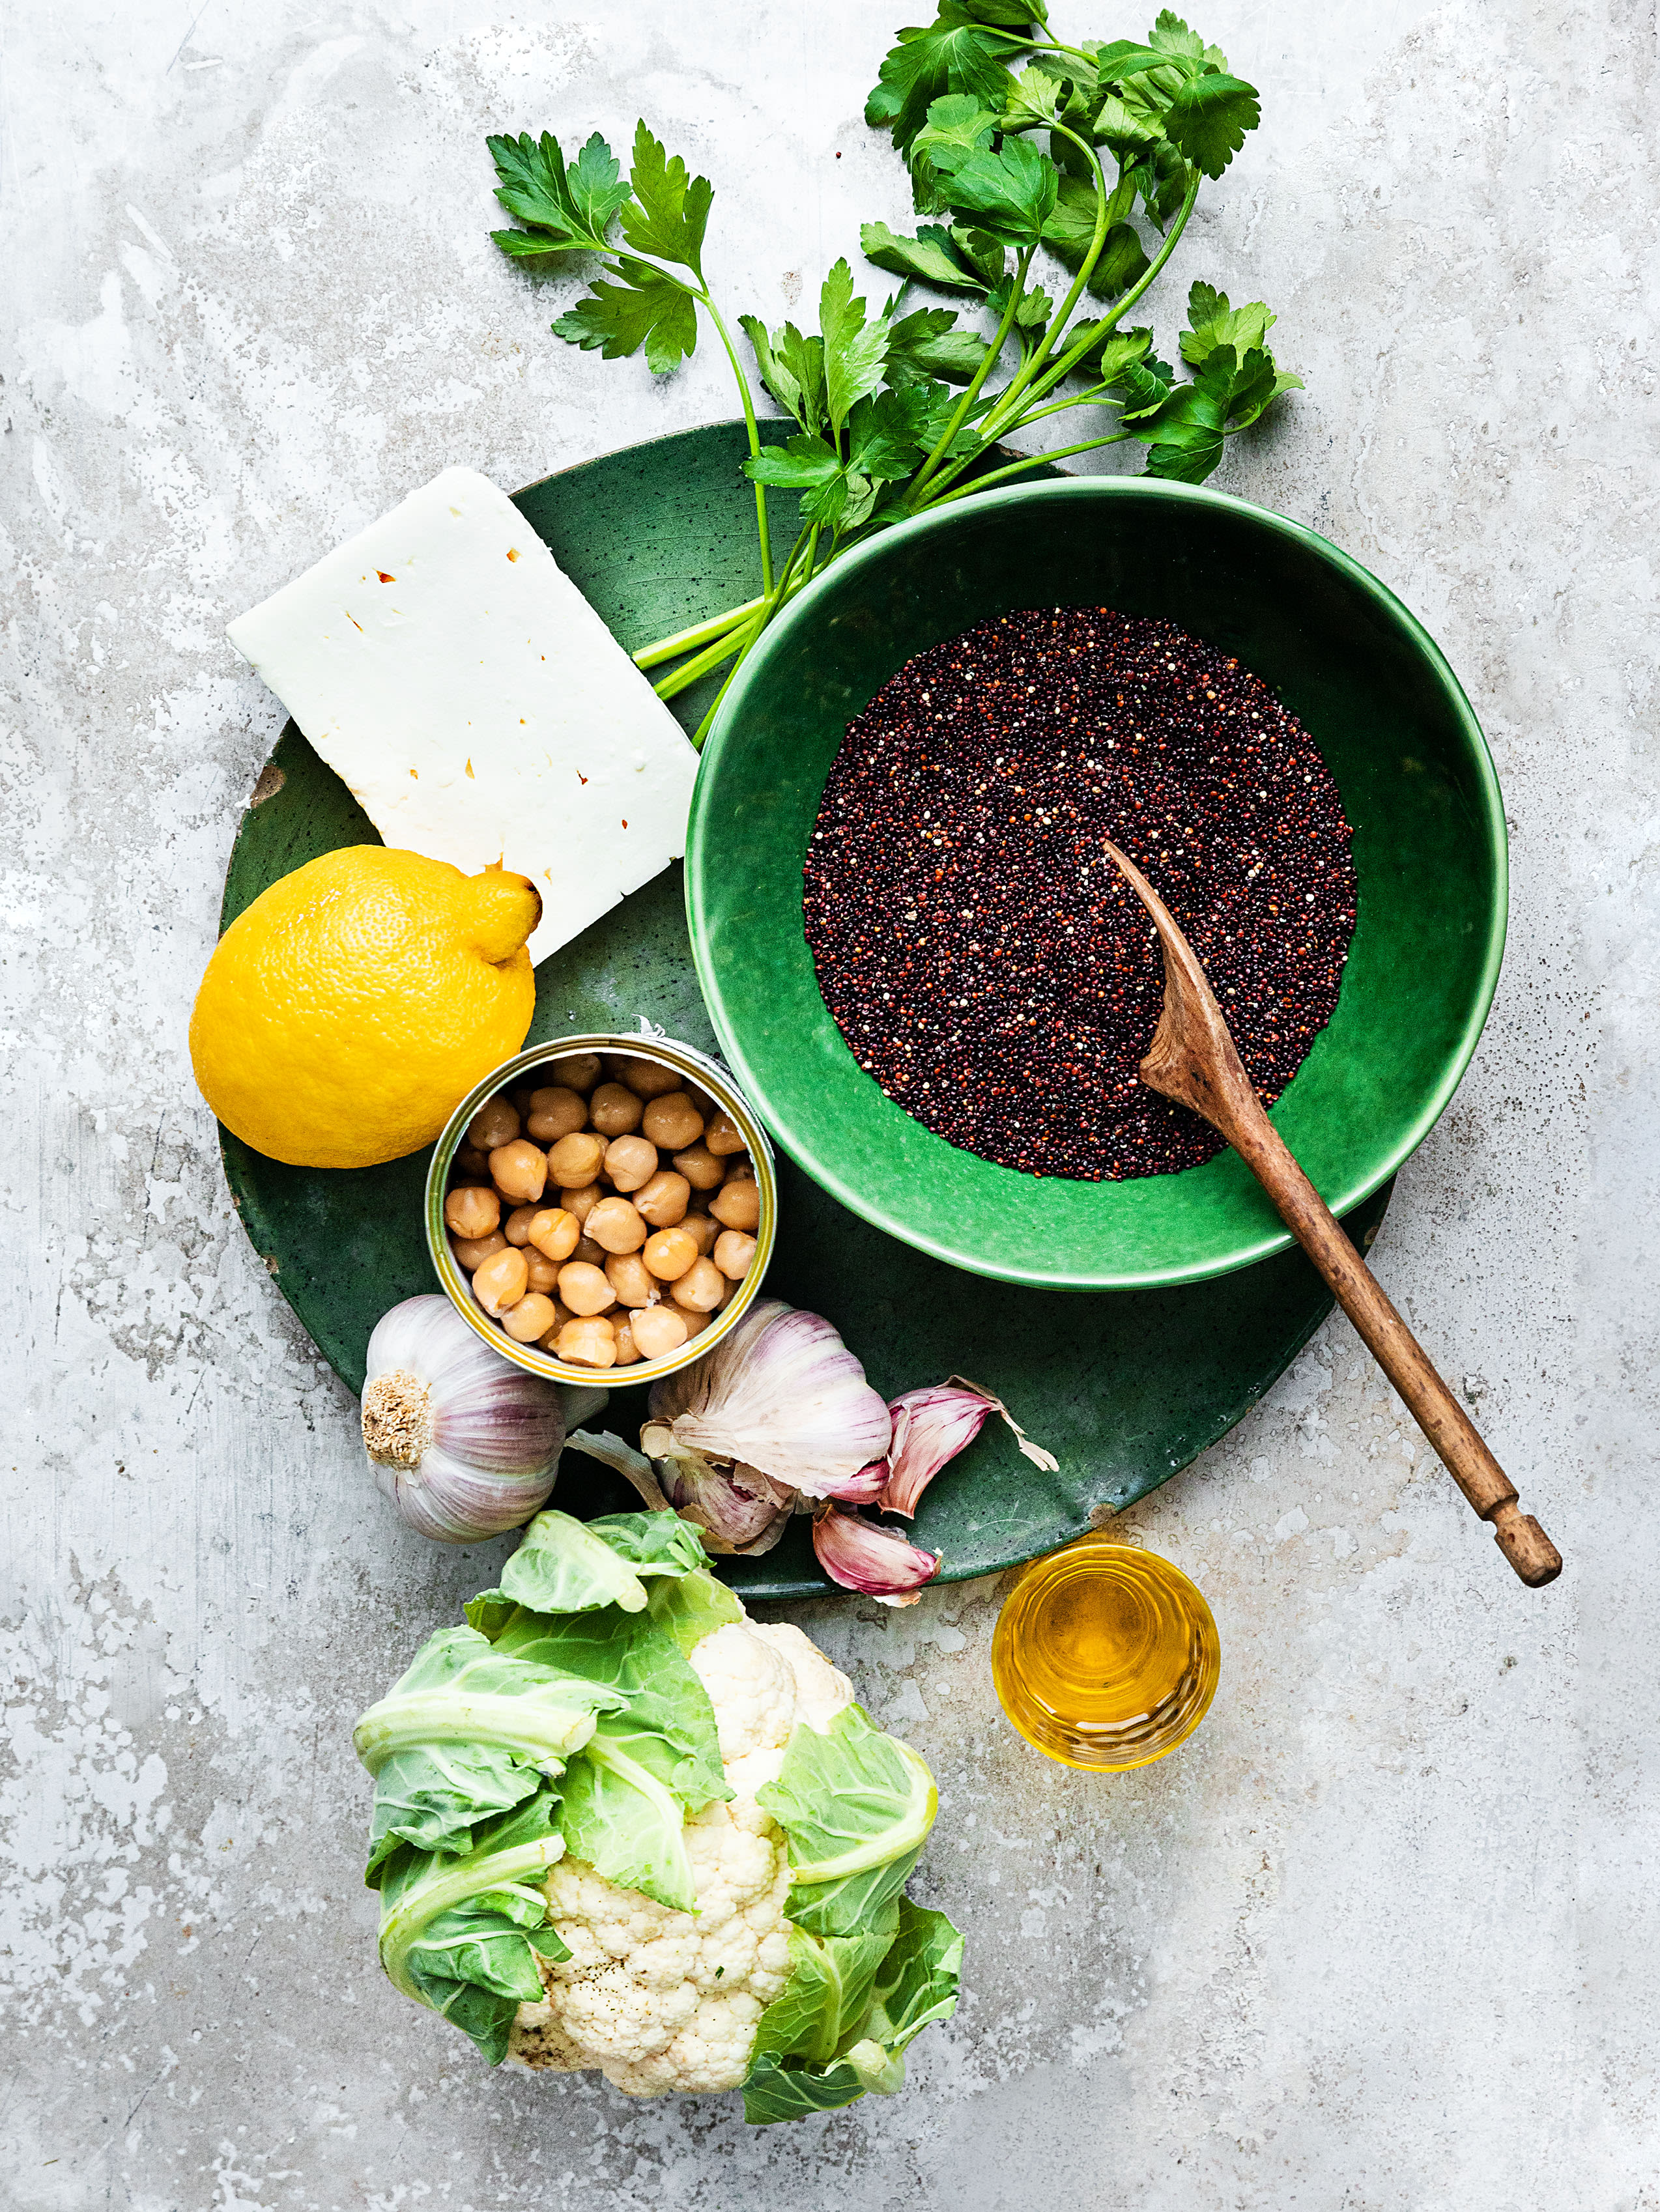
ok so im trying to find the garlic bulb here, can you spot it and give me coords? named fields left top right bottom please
left=360, top=1296, right=566, bottom=1544
left=644, top=1301, right=892, bottom=1497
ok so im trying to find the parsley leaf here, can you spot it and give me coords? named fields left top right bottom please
left=928, top=134, right=1060, bottom=248
left=1001, top=64, right=1068, bottom=129
left=849, top=386, right=939, bottom=480
left=885, top=306, right=990, bottom=386
left=487, top=130, right=629, bottom=255
left=620, top=122, right=713, bottom=275
left=1179, top=282, right=1275, bottom=365
left=1148, top=11, right=1229, bottom=70
left=1128, top=339, right=1298, bottom=481
left=910, top=92, right=1003, bottom=212
left=820, top=260, right=891, bottom=433
left=1042, top=177, right=1150, bottom=298
left=739, top=317, right=827, bottom=435
left=1163, top=71, right=1260, bottom=178
left=954, top=0, right=1048, bottom=22
left=861, top=220, right=990, bottom=293
left=554, top=259, right=698, bottom=376
left=865, top=5, right=1016, bottom=153
left=743, top=432, right=848, bottom=525
left=1065, top=322, right=1154, bottom=382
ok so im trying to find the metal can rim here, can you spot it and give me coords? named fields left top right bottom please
left=423, top=1031, right=779, bottom=1389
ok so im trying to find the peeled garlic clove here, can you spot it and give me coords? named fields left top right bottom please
left=811, top=1504, right=939, bottom=1605
left=361, top=1296, right=565, bottom=1544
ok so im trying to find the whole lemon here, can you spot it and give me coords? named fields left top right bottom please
left=191, top=847, right=540, bottom=1169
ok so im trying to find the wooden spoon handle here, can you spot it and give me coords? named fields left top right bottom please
left=1227, top=1109, right=1562, bottom=1587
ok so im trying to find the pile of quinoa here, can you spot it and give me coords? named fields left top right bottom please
left=801, top=606, right=1358, bottom=1182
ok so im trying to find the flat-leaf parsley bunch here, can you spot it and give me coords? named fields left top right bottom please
left=488, top=5, right=1300, bottom=741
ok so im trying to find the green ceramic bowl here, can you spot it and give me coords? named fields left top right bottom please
left=686, top=478, right=1506, bottom=1290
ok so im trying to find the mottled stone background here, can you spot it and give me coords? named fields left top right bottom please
left=3, top=3, right=1656, bottom=2205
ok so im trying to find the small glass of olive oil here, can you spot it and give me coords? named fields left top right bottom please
left=992, top=1534, right=1220, bottom=1771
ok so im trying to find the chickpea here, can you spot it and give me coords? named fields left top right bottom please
left=473, top=1245, right=530, bottom=1316
left=605, top=1250, right=657, bottom=1307
left=670, top=1255, right=726, bottom=1312
left=590, top=1081, right=644, bottom=1137
left=490, top=1138, right=548, bottom=1206
left=672, top=1142, right=724, bottom=1192
left=524, top=1206, right=580, bottom=1264
left=679, top=1212, right=718, bottom=1256
left=713, top=1229, right=757, bottom=1280
left=556, top=1316, right=617, bottom=1369
left=642, top=1091, right=704, bottom=1150
left=446, top=1185, right=501, bottom=1240
left=560, top=1182, right=601, bottom=1228
left=451, top=1229, right=507, bottom=1271
left=642, top=1225, right=698, bottom=1283
left=526, top=1086, right=589, bottom=1143
left=453, top=1142, right=491, bottom=1180
left=703, top=1109, right=747, bottom=1157
left=524, top=1249, right=562, bottom=1295
left=586, top=1196, right=648, bottom=1255
left=467, top=1096, right=520, bottom=1150
left=536, top=1299, right=573, bottom=1348
left=635, top=1170, right=692, bottom=1227
left=631, top=1303, right=690, bottom=1359
left=501, top=1292, right=558, bottom=1344
left=612, top=1318, right=642, bottom=1366
left=603, top=1134, right=659, bottom=1194
left=548, top=1051, right=602, bottom=1092
left=556, top=1261, right=614, bottom=1318
left=502, top=1205, right=540, bottom=1247
left=619, top=1055, right=680, bottom=1100
left=547, top=1130, right=606, bottom=1187
left=574, top=1236, right=608, bottom=1268
left=709, top=1176, right=761, bottom=1233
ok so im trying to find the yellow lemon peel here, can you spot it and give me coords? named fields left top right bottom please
left=190, top=847, right=539, bottom=1169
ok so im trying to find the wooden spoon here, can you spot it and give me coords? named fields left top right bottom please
left=1102, top=840, right=1562, bottom=1589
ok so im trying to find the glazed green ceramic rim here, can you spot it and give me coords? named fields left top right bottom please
left=423, top=1032, right=778, bottom=1387
left=685, top=475, right=1508, bottom=1291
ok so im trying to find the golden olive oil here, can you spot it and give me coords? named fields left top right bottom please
left=992, top=1536, right=1220, bottom=1770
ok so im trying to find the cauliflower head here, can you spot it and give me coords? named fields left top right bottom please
left=513, top=1617, right=850, bottom=2092
left=356, top=1511, right=961, bottom=2123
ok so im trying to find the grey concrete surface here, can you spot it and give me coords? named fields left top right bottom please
left=3, top=3, right=1655, bottom=2205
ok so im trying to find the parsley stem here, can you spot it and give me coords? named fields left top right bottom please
left=688, top=521, right=822, bottom=748
left=917, top=428, right=1136, bottom=509
left=976, top=124, right=1109, bottom=440
left=653, top=616, right=762, bottom=701
left=979, top=26, right=1100, bottom=74
left=906, top=245, right=1035, bottom=504
left=698, top=292, right=775, bottom=594
left=633, top=597, right=764, bottom=671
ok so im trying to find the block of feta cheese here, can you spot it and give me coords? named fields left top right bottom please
left=225, top=466, right=699, bottom=967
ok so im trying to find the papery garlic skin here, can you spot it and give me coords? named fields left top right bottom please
left=362, top=1296, right=565, bottom=1544
left=647, top=1303, right=891, bottom=1496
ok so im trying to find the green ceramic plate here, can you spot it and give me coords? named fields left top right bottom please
left=220, top=422, right=1395, bottom=1600
left=688, top=478, right=1507, bottom=1290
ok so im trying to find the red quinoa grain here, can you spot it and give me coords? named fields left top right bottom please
left=801, top=606, right=1357, bottom=1181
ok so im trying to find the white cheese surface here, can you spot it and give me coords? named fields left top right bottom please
left=225, top=466, right=700, bottom=966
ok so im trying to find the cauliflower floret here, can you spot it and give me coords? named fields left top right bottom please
left=688, top=1622, right=797, bottom=1759
left=750, top=1621, right=855, bottom=1731
left=513, top=1802, right=792, bottom=2092
left=509, top=1615, right=853, bottom=2094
